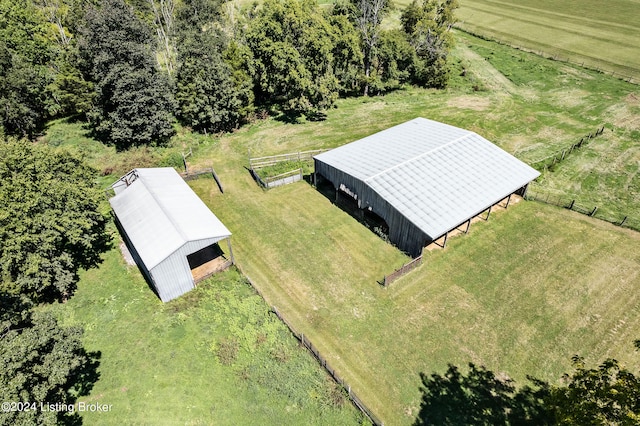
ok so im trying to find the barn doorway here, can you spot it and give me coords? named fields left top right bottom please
left=187, top=243, right=230, bottom=283
left=315, top=176, right=391, bottom=242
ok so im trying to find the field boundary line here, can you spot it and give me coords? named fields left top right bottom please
left=524, top=189, right=639, bottom=232
left=234, top=264, right=385, bottom=426
left=454, top=26, right=639, bottom=84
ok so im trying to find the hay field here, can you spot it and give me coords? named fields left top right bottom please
left=455, top=0, right=640, bottom=80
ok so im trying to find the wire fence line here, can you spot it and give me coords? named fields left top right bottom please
left=525, top=189, right=639, bottom=232
left=271, top=306, right=384, bottom=426
left=454, top=26, right=639, bottom=85
left=235, top=265, right=384, bottom=426
left=525, top=126, right=605, bottom=171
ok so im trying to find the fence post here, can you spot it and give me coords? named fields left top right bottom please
left=590, top=206, right=598, bottom=216
left=568, top=200, right=575, bottom=210
left=620, top=216, right=627, bottom=227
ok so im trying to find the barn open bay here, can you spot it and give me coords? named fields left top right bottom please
left=44, top=29, right=640, bottom=425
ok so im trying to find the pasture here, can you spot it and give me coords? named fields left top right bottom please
left=195, top=177, right=640, bottom=424
left=45, top=31, right=640, bottom=425
left=455, top=0, right=640, bottom=81
left=49, top=250, right=366, bottom=425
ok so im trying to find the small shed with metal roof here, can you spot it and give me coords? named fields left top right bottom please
left=109, top=168, right=234, bottom=302
left=313, top=118, right=540, bottom=257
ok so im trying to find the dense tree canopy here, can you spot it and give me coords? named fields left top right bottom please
left=0, top=0, right=460, bottom=141
left=0, top=0, right=55, bottom=137
left=79, top=0, right=175, bottom=148
left=0, top=139, right=110, bottom=305
left=246, top=0, right=339, bottom=118
left=547, top=355, right=640, bottom=425
left=173, top=0, right=251, bottom=132
left=401, top=0, right=459, bottom=88
left=0, top=311, right=99, bottom=426
left=0, top=137, right=106, bottom=426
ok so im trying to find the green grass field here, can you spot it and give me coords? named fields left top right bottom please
left=45, top=31, right=640, bottom=425
left=48, top=249, right=366, bottom=425
left=455, top=0, right=640, bottom=81
left=196, top=178, right=640, bottom=424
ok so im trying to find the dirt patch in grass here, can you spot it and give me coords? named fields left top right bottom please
left=606, top=103, right=640, bottom=130
left=548, top=89, right=590, bottom=109
left=446, top=95, right=492, bottom=111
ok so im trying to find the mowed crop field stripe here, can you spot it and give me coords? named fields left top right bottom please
left=462, top=2, right=640, bottom=49
left=457, top=0, right=640, bottom=78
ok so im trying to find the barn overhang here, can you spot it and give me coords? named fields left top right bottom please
left=314, top=118, right=540, bottom=257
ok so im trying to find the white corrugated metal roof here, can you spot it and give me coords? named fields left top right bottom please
left=109, top=168, right=231, bottom=269
left=315, top=117, right=540, bottom=239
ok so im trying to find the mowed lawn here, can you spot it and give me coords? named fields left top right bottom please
left=455, top=0, right=640, bottom=79
left=196, top=170, right=640, bottom=424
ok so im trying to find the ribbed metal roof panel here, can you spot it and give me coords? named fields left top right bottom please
left=109, top=168, right=231, bottom=269
left=315, top=118, right=540, bottom=240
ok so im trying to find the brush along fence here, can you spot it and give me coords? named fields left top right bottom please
left=248, top=149, right=329, bottom=190
left=525, top=189, right=639, bottom=232
left=527, top=127, right=605, bottom=171
left=233, top=265, right=384, bottom=425
left=271, top=306, right=384, bottom=426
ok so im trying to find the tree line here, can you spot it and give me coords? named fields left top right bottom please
left=0, top=0, right=459, bottom=149
left=0, top=139, right=111, bottom=425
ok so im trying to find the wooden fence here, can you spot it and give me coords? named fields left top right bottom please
left=381, top=256, right=424, bottom=287
left=525, top=189, right=639, bottom=232
left=271, top=306, right=385, bottom=426
left=261, top=168, right=303, bottom=189
left=527, top=127, right=605, bottom=171
left=248, top=149, right=329, bottom=169
left=234, top=263, right=384, bottom=425
left=180, top=166, right=224, bottom=193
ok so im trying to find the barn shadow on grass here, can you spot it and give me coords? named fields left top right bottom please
left=313, top=177, right=391, bottom=243
left=413, top=363, right=553, bottom=426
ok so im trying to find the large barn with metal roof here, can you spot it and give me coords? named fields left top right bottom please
left=313, top=118, right=540, bottom=257
left=109, top=168, right=234, bottom=302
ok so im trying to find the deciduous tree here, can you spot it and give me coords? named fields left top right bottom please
left=0, top=311, right=100, bottom=426
left=79, top=0, right=175, bottom=148
left=0, top=0, right=54, bottom=137
left=350, top=0, right=387, bottom=95
left=401, top=0, right=458, bottom=88
left=173, top=0, right=251, bottom=133
left=246, top=0, right=338, bottom=119
left=547, top=354, right=640, bottom=425
left=0, top=139, right=111, bottom=304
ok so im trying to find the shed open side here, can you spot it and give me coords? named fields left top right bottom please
left=110, top=168, right=233, bottom=302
